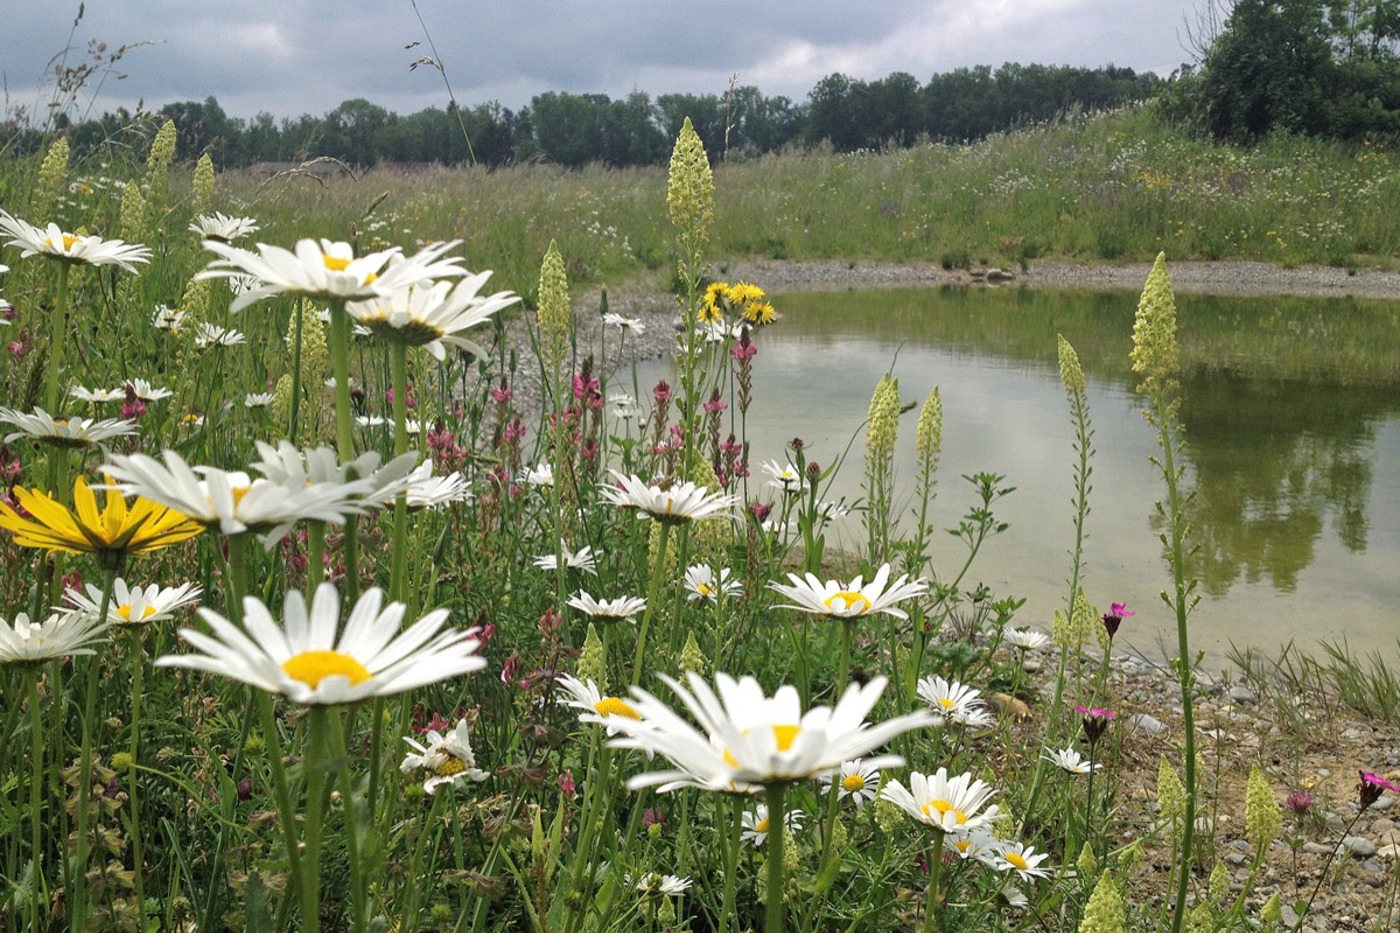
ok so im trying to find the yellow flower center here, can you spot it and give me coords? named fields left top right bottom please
left=323, top=255, right=352, bottom=272
left=594, top=696, right=641, bottom=720
left=824, top=591, right=871, bottom=614
left=938, top=697, right=957, bottom=709
left=281, top=650, right=372, bottom=688
left=920, top=799, right=968, bottom=824
left=754, top=817, right=770, bottom=833
left=696, top=583, right=714, bottom=597
left=723, top=724, right=800, bottom=767
left=116, top=603, right=158, bottom=622
left=45, top=234, right=80, bottom=251
left=841, top=773, right=868, bottom=793
left=1005, top=851, right=1029, bottom=870
left=433, top=757, right=467, bottom=777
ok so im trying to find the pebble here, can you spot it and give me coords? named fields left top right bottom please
left=1130, top=713, right=1168, bottom=736
left=1224, top=852, right=1247, bottom=866
left=1372, top=795, right=1396, bottom=811
left=1228, top=685, right=1258, bottom=706
left=1342, top=835, right=1378, bottom=857
left=1303, top=841, right=1333, bottom=855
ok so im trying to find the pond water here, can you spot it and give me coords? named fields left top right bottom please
left=633, top=286, right=1400, bottom=665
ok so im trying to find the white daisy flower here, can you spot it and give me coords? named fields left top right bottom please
left=683, top=564, right=741, bottom=602
left=602, top=311, right=646, bottom=334
left=189, top=213, right=260, bottom=243
left=606, top=672, right=933, bottom=792
left=0, top=407, right=137, bottom=447
left=0, top=610, right=109, bottom=665
left=760, top=459, right=802, bottom=493
left=879, top=767, right=1000, bottom=835
left=346, top=268, right=520, bottom=360
left=70, top=386, right=124, bottom=404
left=599, top=471, right=735, bottom=524
left=1041, top=746, right=1100, bottom=775
left=993, top=841, right=1054, bottom=881
left=533, top=542, right=598, bottom=574
left=400, top=718, right=489, bottom=794
left=554, top=673, right=644, bottom=735
left=402, top=461, right=472, bottom=510
left=62, top=579, right=201, bottom=626
left=123, top=379, right=173, bottom=402
left=152, top=304, right=186, bottom=331
left=0, top=212, right=151, bottom=273
left=1005, top=627, right=1050, bottom=652
left=949, top=828, right=1003, bottom=866
left=915, top=675, right=988, bottom=727
left=198, top=237, right=466, bottom=312
left=629, top=872, right=690, bottom=896
left=156, top=583, right=485, bottom=704
left=521, top=462, right=554, bottom=488
left=104, top=449, right=378, bottom=547
left=768, top=564, right=927, bottom=621
left=244, top=392, right=275, bottom=408
left=567, top=591, right=646, bottom=623
left=741, top=803, right=805, bottom=847
left=820, top=759, right=881, bottom=808
left=251, top=440, right=418, bottom=512
left=194, top=322, right=246, bottom=348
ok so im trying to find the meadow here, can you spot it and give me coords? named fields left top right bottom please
left=0, top=110, right=1396, bottom=933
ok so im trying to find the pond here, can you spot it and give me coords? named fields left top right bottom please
left=634, top=285, right=1400, bottom=665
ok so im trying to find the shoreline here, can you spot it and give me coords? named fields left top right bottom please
left=710, top=257, right=1400, bottom=300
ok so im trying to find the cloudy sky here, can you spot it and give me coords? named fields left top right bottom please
left=3, top=1, right=1213, bottom=123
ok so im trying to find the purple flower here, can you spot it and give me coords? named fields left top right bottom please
left=1360, top=770, right=1399, bottom=809
left=1075, top=705, right=1116, bottom=745
left=1285, top=790, right=1314, bottom=814
left=1101, top=602, right=1135, bottom=640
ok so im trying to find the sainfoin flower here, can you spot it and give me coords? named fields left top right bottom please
left=345, top=269, right=520, bottom=360
left=0, top=211, right=151, bottom=272
left=599, top=471, right=735, bottom=524
left=155, top=583, right=485, bottom=704
left=879, top=767, right=1000, bottom=834
left=62, top=579, right=202, bottom=626
left=769, top=564, right=927, bottom=620
left=0, top=611, right=109, bottom=665
left=606, top=672, right=933, bottom=792
left=0, top=475, right=202, bottom=566
left=400, top=717, right=489, bottom=794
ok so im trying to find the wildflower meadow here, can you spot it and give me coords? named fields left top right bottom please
left=0, top=117, right=1396, bottom=933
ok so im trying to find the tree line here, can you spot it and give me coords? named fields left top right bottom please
left=2, top=63, right=1162, bottom=169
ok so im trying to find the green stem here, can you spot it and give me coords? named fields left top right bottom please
left=630, top=521, right=672, bottom=686
left=289, top=298, right=305, bottom=440
left=300, top=706, right=330, bottom=931
left=765, top=783, right=788, bottom=933
left=331, top=710, right=367, bottom=932
left=28, top=670, right=47, bottom=933
left=921, top=832, right=946, bottom=933
left=255, top=692, right=306, bottom=926
left=126, top=626, right=148, bottom=927
left=43, top=261, right=71, bottom=414
left=328, top=300, right=356, bottom=461
left=70, top=567, right=116, bottom=933
left=389, top=340, right=411, bottom=602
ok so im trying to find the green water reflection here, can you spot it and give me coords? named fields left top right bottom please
left=636, top=286, right=1400, bottom=662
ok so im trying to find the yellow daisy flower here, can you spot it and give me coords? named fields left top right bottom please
left=0, top=476, right=202, bottom=569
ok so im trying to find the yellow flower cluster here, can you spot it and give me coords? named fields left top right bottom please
left=35, top=137, right=71, bottom=212
left=144, top=119, right=178, bottom=204
left=120, top=180, right=145, bottom=245
left=1077, top=871, right=1125, bottom=933
left=577, top=623, right=606, bottom=690
left=1245, top=764, right=1281, bottom=852
left=700, top=280, right=775, bottom=327
left=1058, top=334, right=1087, bottom=396
left=865, top=374, right=900, bottom=467
left=1130, top=252, right=1181, bottom=396
left=915, top=386, right=943, bottom=470
left=666, top=117, right=714, bottom=242
left=537, top=240, right=572, bottom=377
left=192, top=154, right=216, bottom=212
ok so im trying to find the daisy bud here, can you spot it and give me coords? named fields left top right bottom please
left=1245, top=765, right=1281, bottom=851
left=1129, top=252, right=1181, bottom=396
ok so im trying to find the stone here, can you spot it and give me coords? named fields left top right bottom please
left=1224, top=852, right=1247, bottom=866
left=1130, top=713, right=1168, bottom=735
left=1342, top=835, right=1378, bottom=857
left=1303, top=841, right=1333, bottom=855
left=1228, top=684, right=1258, bottom=705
